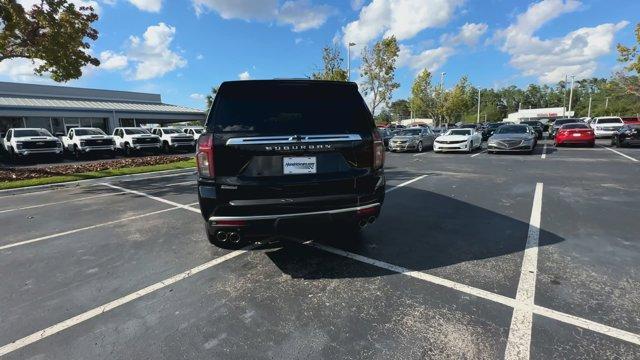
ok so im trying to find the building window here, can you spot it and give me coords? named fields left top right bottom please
left=25, top=117, right=51, bottom=131
left=0, top=117, right=24, bottom=134
left=119, top=118, right=135, bottom=127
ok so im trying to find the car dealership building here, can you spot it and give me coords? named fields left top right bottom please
left=0, top=81, right=205, bottom=135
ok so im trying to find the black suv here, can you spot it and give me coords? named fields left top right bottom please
left=196, top=80, right=386, bottom=248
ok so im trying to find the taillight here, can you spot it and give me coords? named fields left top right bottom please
left=196, top=133, right=214, bottom=177
left=372, top=130, right=385, bottom=170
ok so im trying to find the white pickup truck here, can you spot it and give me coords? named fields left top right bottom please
left=112, top=127, right=161, bottom=156
left=2, top=128, right=63, bottom=162
left=61, top=127, right=116, bottom=159
left=182, top=126, right=205, bottom=141
left=150, top=127, right=195, bottom=153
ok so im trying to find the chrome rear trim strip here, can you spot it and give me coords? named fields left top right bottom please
left=226, top=134, right=362, bottom=145
left=209, top=203, right=380, bottom=222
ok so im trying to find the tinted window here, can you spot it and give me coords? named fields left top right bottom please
left=522, top=121, right=542, bottom=126
left=446, top=129, right=472, bottom=136
left=124, top=128, right=149, bottom=135
left=162, top=128, right=183, bottom=134
left=562, top=124, right=589, bottom=129
left=397, top=129, right=422, bottom=136
left=496, top=125, right=528, bottom=134
left=75, top=129, right=106, bottom=136
left=14, top=129, right=52, bottom=137
left=209, top=81, right=372, bottom=134
left=597, top=118, right=623, bottom=124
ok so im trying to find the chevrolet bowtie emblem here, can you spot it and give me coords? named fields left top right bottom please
left=289, top=135, right=305, bottom=142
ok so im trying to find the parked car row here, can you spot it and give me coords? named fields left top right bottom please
left=1, top=126, right=205, bottom=163
left=379, top=123, right=539, bottom=154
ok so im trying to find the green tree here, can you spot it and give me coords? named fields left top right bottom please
left=311, top=45, right=347, bottom=81
left=616, top=22, right=640, bottom=97
left=389, top=99, right=411, bottom=120
left=443, top=76, right=471, bottom=123
left=0, top=0, right=100, bottom=82
left=375, top=109, right=392, bottom=125
left=409, top=69, right=439, bottom=120
left=360, top=36, right=400, bottom=115
left=205, top=86, right=219, bottom=109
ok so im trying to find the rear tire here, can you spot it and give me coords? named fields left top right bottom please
left=417, top=141, right=423, bottom=153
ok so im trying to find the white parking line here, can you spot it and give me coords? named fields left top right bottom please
left=165, top=180, right=196, bottom=187
left=100, top=183, right=200, bottom=213
left=0, top=202, right=200, bottom=252
left=471, top=150, right=487, bottom=158
left=0, top=248, right=250, bottom=357
left=504, top=182, right=543, bottom=360
left=0, top=207, right=178, bottom=251
left=0, top=192, right=126, bottom=214
left=541, top=144, right=547, bottom=159
left=598, top=145, right=639, bottom=162
left=305, top=240, right=640, bottom=347
left=385, top=175, right=428, bottom=194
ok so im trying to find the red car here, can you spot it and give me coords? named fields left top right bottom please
left=555, top=123, right=595, bottom=147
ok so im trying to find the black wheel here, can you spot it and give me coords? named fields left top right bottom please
left=123, top=143, right=132, bottom=156
left=73, top=145, right=83, bottom=160
left=8, top=148, right=17, bottom=163
left=588, top=141, right=595, bottom=148
left=163, top=141, right=171, bottom=153
left=417, top=141, right=423, bottom=153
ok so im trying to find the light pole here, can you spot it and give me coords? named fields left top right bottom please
left=347, top=42, right=356, bottom=81
left=568, top=75, right=575, bottom=116
left=562, top=74, right=567, bottom=117
left=439, top=72, right=446, bottom=126
left=605, top=97, right=609, bottom=111
left=476, top=87, right=481, bottom=124
left=587, top=95, right=592, bottom=118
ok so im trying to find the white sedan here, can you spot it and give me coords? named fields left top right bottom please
left=433, top=128, right=483, bottom=153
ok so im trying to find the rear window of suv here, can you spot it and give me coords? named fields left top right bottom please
left=597, top=118, right=623, bottom=124
left=208, top=81, right=373, bottom=135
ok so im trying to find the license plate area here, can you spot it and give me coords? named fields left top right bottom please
left=283, top=157, right=317, bottom=175
left=573, top=133, right=582, bottom=137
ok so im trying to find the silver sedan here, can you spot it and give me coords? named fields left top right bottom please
left=388, top=127, right=436, bottom=152
left=487, top=124, right=537, bottom=154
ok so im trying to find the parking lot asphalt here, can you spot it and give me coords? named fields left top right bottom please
left=0, top=138, right=639, bottom=359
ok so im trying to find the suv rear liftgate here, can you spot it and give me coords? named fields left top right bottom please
left=196, top=80, right=386, bottom=248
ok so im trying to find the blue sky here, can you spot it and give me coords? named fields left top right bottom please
left=1, top=0, right=638, bottom=110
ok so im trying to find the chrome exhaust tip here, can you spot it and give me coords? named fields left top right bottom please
left=216, top=231, right=229, bottom=242
left=229, top=232, right=241, bottom=243
left=359, top=219, right=368, bottom=228
left=367, top=216, right=376, bottom=224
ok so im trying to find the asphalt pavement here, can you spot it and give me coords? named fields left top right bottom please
left=0, top=138, right=639, bottom=359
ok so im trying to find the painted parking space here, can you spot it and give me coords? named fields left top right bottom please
left=1, top=145, right=639, bottom=359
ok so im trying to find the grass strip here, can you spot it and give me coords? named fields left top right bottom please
left=0, top=159, right=195, bottom=190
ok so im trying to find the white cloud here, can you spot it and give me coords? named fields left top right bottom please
left=278, top=0, right=334, bottom=32
left=495, top=0, right=628, bottom=83
left=441, top=22, right=488, bottom=46
left=99, top=51, right=129, bottom=70
left=192, top=0, right=277, bottom=19
left=0, top=58, right=47, bottom=82
left=350, top=0, right=365, bottom=10
left=126, top=22, right=187, bottom=80
left=190, top=93, right=205, bottom=100
left=192, top=0, right=333, bottom=32
left=238, top=71, right=251, bottom=80
left=397, top=44, right=455, bottom=73
left=343, top=0, right=465, bottom=48
left=127, top=0, right=162, bottom=12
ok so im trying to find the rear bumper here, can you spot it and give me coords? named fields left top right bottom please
left=594, top=130, right=618, bottom=138
left=198, top=173, right=385, bottom=234
left=555, top=136, right=595, bottom=144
